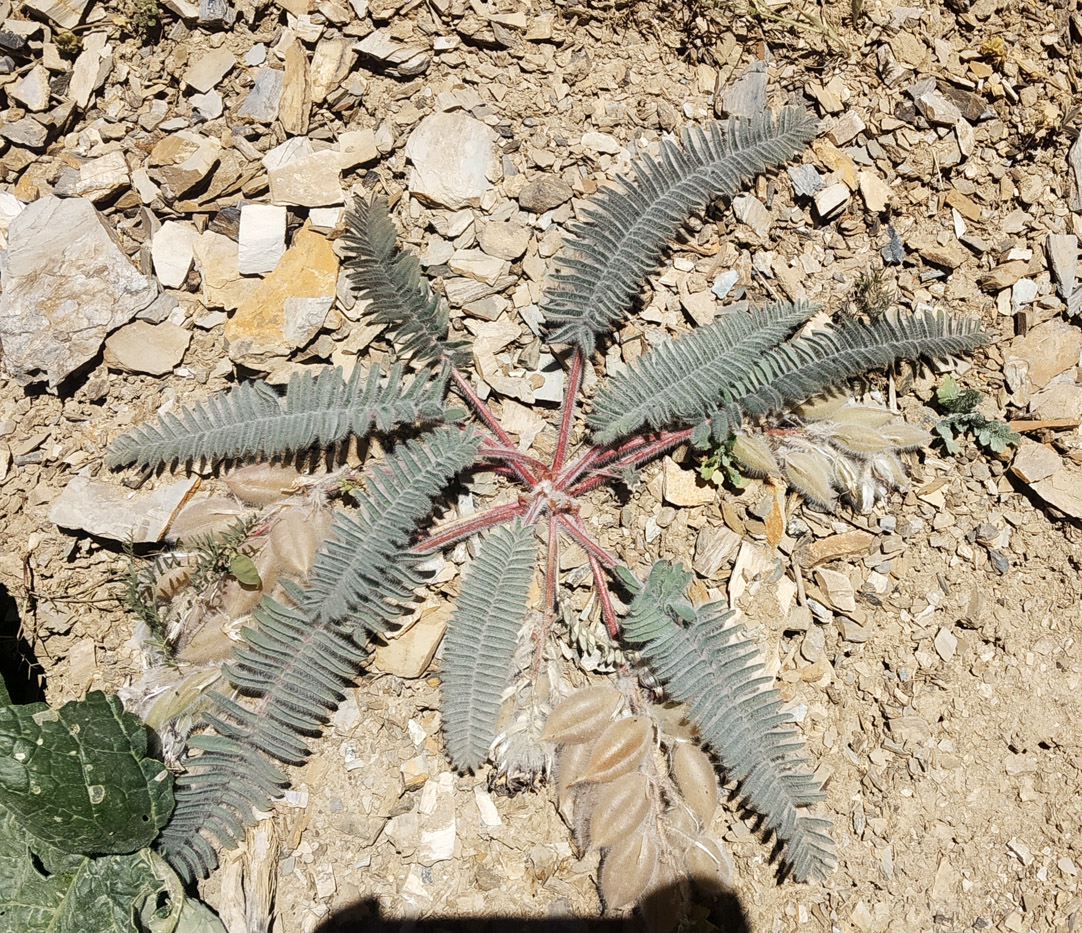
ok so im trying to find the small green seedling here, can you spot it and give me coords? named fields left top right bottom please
left=933, top=376, right=1020, bottom=455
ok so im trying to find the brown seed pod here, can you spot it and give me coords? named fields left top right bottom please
left=730, top=433, right=781, bottom=477
left=783, top=450, right=837, bottom=509
left=268, top=507, right=321, bottom=578
left=540, top=685, right=621, bottom=745
left=220, top=575, right=264, bottom=620
left=794, top=392, right=847, bottom=420
left=639, top=864, right=686, bottom=933
left=175, top=614, right=236, bottom=666
left=684, top=835, right=735, bottom=893
left=574, top=716, right=653, bottom=786
left=822, top=422, right=892, bottom=456
left=599, top=828, right=658, bottom=911
left=151, top=562, right=194, bottom=601
left=661, top=801, right=700, bottom=845
left=588, top=771, right=652, bottom=849
left=555, top=740, right=594, bottom=812
left=670, top=742, right=719, bottom=824
left=224, top=462, right=301, bottom=506
left=168, top=497, right=246, bottom=544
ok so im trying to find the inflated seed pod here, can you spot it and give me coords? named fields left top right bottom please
left=220, top=574, right=264, bottom=620
left=794, top=392, right=847, bottom=420
left=829, top=404, right=895, bottom=428
left=556, top=740, right=594, bottom=811
left=588, top=771, right=652, bottom=848
left=168, top=496, right=246, bottom=544
left=684, top=835, right=735, bottom=893
left=730, top=433, right=781, bottom=477
left=599, top=828, right=658, bottom=911
left=540, top=685, right=622, bottom=745
left=176, top=614, right=236, bottom=666
left=224, top=462, right=301, bottom=506
left=574, top=716, right=653, bottom=786
left=252, top=541, right=283, bottom=594
left=268, top=507, right=321, bottom=578
left=151, top=562, right=194, bottom=601
left=871, top=452, right=907, bottom=486
left=823, top=422, right=892, bottom=456
left=143, top=668, right=221, bottom=731
left=639, top=865, right=685, bottom=933
left=661, top=801, right=700, bottom=844
left=878, top=422, right=932, bottom=450
left=670, top=742, right=719, bottom=824
left=783, top=450, right=837, bottom=509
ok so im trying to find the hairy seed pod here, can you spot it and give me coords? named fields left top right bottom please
left=871, top=452, right=907, bottom=486
left=589, top=771, right=652, bottom=848
left=556, top=740, right=594, bottom=812
left=541, top=686, right=622, bottom=745
left=144, top=668, right=221, bottom=731
left=252, top=542, right=283, bottom=594
left=662, top=801, right=700, bottom=845
left=730, top=433, right=781, bottom=477
left=599, top=828, right=658, bottom=911
left=670, top=742, right=719, bottom=824
left=176, top=615, right=236, bottom=666
left=152, top=562, right=194, bottom=601
left=783, top=450, right=837, bottom=509
left=684, top=835, right=735, bottom=893
left=224, top=462, right=301, bottom=506
left=221, top=575, right=263, bottom=620
left=878, top=423, right=932, bottom=450
left=268, top=507, right=321, bottom=578
left=823, top=422, right=892, bottom=456
left=574, top=716, right=653, bottom=786
left=794, top=392, right=847, bottom=420
left=168, top=497, right=246, bottom=544
left=828, top=404, right=894, bottom=428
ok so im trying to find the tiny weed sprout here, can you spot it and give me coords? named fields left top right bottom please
left=106, top=107, right=985, bottom=921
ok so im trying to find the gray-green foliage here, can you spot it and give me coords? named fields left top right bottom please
left=621, top=563, right=834, bottom=882
left=933, top=375, right=1020, bottom=455
left=440, top=520, right=537, bottom=771
left=104, top=105, right=987, bottom=892
left=0, top=689, right=224, bottom=933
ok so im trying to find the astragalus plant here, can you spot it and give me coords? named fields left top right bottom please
left=107, top=106, right=984, bottom=914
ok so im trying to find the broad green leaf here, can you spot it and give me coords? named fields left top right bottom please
left=0, top=808, right=226, bottom=933
left=228, top=553, right=261, bottom=587
left=0, top=677, right=10, bottom=708
left=0, top=691, right=173, bottom=855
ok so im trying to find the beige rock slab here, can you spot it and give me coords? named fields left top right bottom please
left=193, top=230, right=255, bottom=310
left=104, top=320, right=191, bottom=375
left=371, top=609, right=448, bottom=678
left=405, top=111, right=496, bottom=210
left=224, top=222, right=338, bottom=366
left=1030, top=462, right=1082, bottom=520
left=1007, top=320, right=1082, bottom=389
left=1011, top=440, right=1064, bottom=485
left=49, top=474, right=200, bottom=543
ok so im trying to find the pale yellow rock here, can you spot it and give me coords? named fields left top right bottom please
left=194, top=230, right=256, bottom=311
left=1010, top=439, right=1062, bottom=484
left=1007, top=320, right=1082, bottom=389
left=1030, top=462, right=1082, bottom=520
left=372, top=610, right=448, bottom=678
left=662, top=457, right=715, bottom=507
left=224, top=222, right=338, bottom=366
left=858, top=170, right=892, bottom=213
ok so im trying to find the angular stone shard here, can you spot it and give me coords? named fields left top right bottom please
left=0, top=197, right=157, bottom=387
left=50, top=474, right=199, bottom=543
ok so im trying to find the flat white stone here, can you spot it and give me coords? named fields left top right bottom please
left=268, top=147, right=343, bottom=207
left=405, top=111, right=496, bottom=210
left=152, top=220, right=199, bottom=288
left=238, top=203, right=287, bottom=274
left=337, top=127, right=378, bottom=170
left=10, top=64, right=50, bottom=111
left=104, top=320, right=191, bottom=375
left=50, top=474, right=199, bottom=543
left=0, top=197, right=157, bottom=387
left=74, top=150, right=129, bottom=202
left=183, top=46, right=235, bottom=93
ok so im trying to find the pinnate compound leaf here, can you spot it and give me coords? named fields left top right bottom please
left=441, top=520, right=537, bottom=771
left=622, top=562, right=835, bottom=882
left=0, top=808, right=225, bottom=933
left=0, top=691, right=173, bottom=855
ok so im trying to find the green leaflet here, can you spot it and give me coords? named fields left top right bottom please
left=0, top=810, right=225, bottom=933
left=441, top=520, right=537, bottom=771
left=622, top=562, right=835, bottom=882
left=0, top=691, right=173, bottom=855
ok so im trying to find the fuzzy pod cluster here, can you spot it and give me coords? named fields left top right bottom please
left=543, top=686, right=734, bottom=928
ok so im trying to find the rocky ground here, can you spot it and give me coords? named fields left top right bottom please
left=2, top=0, right=1082, bottom=930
